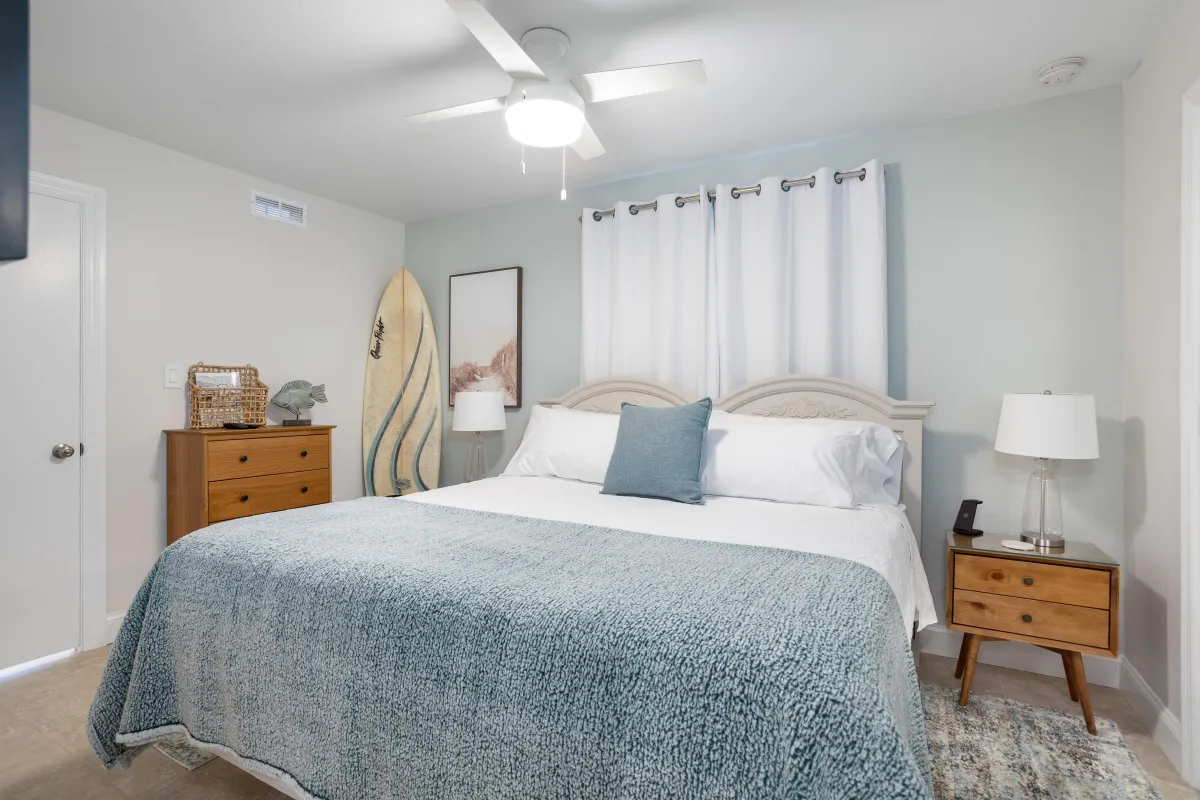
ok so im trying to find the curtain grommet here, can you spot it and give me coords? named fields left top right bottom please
left=731, top=186, right=740, bottom=199
left=835, top=173, right=844, bottom=185
left=592, top=211, right=603, bottom=222
left=675, top=196, right=685, bottom=208
left=629, top=206, right=639, bottom=215
left=781, top=180, right=790, bottom=192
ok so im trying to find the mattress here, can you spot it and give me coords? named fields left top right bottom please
left=406, top=475, right=938, bottom=636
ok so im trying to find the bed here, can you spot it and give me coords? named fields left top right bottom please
left=89, top=376, right=936, bottom=800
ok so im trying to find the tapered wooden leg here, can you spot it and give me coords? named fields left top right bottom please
left=958, top=634, right=982, bottom=706
left=955, top=635, right=971, bottom=679
left=1061, top=651, right=1080, bottom=702
left=1067, top=651, right=1097, bottom=735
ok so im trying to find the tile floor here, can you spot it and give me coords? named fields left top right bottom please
left=0, top=646, right=1194, bottom=799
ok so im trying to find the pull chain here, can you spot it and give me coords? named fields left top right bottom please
left=560, top=146, right=567, bottom=201
left=520, top=90, right=528, bottom=176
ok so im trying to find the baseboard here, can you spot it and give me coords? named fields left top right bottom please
left=101, top=612, right=125, bottom=645
left=1121, top=658, right=1184, bottom=774
left=916, top=624, right=1122, bottom=688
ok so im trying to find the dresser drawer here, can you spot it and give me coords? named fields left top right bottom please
left=208, top=469, right=331, bottom=522
left=207, top=435, right=330, bottom=480
left=952, top=588, right=1110, bottom=649
left=953, top=553, right=1110, bottom=609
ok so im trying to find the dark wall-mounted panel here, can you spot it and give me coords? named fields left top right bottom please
left=0, top=0, right=30, bottom=261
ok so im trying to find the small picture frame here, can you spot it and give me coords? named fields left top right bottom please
left=194, top=371, right=240, bottom=389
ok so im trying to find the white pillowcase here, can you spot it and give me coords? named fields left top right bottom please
left=502, top=405, right=619, bottom=485
left=701, top=411, right=904, bottom=508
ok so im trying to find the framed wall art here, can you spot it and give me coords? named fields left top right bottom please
left=449, top=266, right=522, bottom=408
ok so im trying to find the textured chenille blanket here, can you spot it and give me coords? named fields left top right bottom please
left=89, top=498, right=931, bottom=800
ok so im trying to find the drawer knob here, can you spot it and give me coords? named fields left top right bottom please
left=240, top=494, right=249, bottom=502
left=301, top=450, right=308, bottom=457
left=239, top=455, right=248, bottom=463
left=1022, top=613, right=1033, bottom=623
left=1023, top=577, right=1034, bottom=586
left=301, top=486, right=309, bottom=494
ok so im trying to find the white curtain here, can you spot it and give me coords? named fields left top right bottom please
left=581, top=189, right=717, bottom=398
left=713, top=160, right=887, bottom=394
left=580, top=159, right=886, bottom=397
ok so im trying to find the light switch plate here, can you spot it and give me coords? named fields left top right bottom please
left=164, top=363, right=183, bottom=389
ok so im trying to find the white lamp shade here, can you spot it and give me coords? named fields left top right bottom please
left=994, top=393, right=1099, bottom=460
left=452, top=391, right=507, bottom=432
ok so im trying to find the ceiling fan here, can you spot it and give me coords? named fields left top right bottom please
left=406, top=0, right=707, bottom=161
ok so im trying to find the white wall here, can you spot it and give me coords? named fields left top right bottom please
left=406, top=87, right=1126, bottom=622
left=1123, top=1, right=1200, bottom=723
left=30, top=107, right=406, bottom=616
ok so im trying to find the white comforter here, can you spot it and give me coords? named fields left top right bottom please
left=406, top=476, right=938, bottom=636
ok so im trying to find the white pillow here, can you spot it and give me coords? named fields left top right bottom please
left=700, top=411, right=904, bottom=508
left=860, top=424, right=905, bottom=505
left=502, top=405, right=620, bottom=484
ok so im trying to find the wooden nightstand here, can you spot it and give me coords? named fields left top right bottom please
left=945, top=531, right=1119, bottom=734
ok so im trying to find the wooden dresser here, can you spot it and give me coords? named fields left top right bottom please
left=164, top=426, right=335, bottom=544
left=946, top=531, right=1119, bottom=734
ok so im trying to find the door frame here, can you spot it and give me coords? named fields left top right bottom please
left=29, top=171, right=108, bottom=652
left=1180, top=81, right=1200, bottom=787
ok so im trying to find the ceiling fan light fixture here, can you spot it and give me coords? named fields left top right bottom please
left=505, top=98, right=584, bottom=148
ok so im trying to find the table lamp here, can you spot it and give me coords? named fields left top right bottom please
left=452, top=391, right=506, bottom=482
left=994, top=391, right=1098, bottom=550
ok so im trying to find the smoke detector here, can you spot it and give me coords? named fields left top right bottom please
left=1038, top=57, right=1086, bottom=87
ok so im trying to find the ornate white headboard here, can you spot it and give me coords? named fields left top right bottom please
left=541, top=376, right=935, bottom=542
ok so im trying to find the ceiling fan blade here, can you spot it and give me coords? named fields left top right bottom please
left=445, top=0, right=545, bottom=80
left=570, top=120, right=606, bottom=161
left=405, top=96, right=506, bottom=123
left=572, top=60, right=706, bottom=104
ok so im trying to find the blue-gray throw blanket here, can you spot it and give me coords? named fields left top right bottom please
left=89, top=498, right=931, bottom=799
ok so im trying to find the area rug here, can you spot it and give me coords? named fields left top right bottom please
left=153, top=735, right=215, bottom=771
left=146, top=683, right=1163, bottom=794
left=923, top=684, right=1162, bottom=799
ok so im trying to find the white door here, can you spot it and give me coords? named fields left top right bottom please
left=0, top=191, right=83, bottom=671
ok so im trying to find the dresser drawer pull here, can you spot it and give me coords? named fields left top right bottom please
left=1022, top=613, right=1033, bottom=623
left=240, top=494, right=249, bottom=502
left=301, top=486, right=309, bottom=494
left=1023, top=577, right=1034, bottom=586
left=239, top=455, right=248, bottom=463
left=301, top=450, right=308, bottom=457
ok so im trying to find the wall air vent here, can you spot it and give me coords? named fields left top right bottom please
left=251, top=191, right=307, bottom=227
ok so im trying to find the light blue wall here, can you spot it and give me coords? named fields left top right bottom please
left=406, top=86, right=1124, bottom=614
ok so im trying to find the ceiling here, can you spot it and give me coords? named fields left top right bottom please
left=31, top=0, right=1177, bottom=223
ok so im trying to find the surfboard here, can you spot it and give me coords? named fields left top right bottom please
left=362, top=268, right=442, bottom=496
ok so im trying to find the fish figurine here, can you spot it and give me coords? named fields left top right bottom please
left=271, top=380, right=328, bottom=423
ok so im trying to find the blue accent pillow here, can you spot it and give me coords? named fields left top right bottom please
left=601, top=398, right=713, bottom=504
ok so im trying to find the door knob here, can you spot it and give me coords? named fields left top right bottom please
left=52, top=443, right=75, bottom=459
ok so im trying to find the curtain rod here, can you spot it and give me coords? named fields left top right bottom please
left=589, top=168, right=869, bottom=221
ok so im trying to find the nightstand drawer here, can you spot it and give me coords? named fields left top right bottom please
left=953, top=554, right=1110, bottom=609
left=208, top=470, right=331, bottom=522
left=952, top=588, right=1109, bottom=649
left=208, top=435, right=330, bottom=480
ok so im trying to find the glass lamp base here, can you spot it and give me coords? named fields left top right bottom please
left=1020, top=458, right=1065, bottom=548
left=463, top=433, right=487, bottom=483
